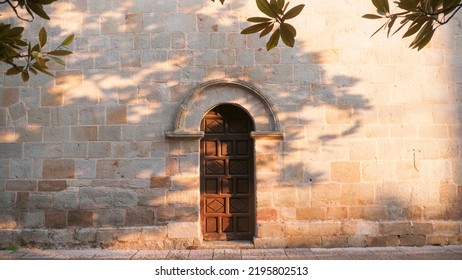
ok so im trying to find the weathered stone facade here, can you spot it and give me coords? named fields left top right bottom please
left=0, top=0, right=461, bottom=248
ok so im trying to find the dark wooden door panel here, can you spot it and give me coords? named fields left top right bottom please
left=200, top=104, right=255, bottom=241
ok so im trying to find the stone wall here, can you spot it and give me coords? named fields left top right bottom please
left=0, top=0, right=461, bottom=248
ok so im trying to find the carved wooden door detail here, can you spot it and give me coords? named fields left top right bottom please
left=200, top=104, right=255, bottom=241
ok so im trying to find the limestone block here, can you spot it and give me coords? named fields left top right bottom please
left=9, top=102, right=26, bottom=121
left=326, top=207, right=348, bottom=220
left=0, top=87, right=19, bottom=106
left=434, top=221, right=461, bottom=234
left=141, top=226, right=168, bottom=241
left=64, top=142, right=87, bottom=158
left=107, top=106, right=127, bottom=124
left=309, top=222, right=342, bottom=237
left=71, top=126, right=97, bottom=141
left=156, top=206, right=176, bottom=222
left=125, top=208, right=156, bottom=226
left=331, top=162, right=360, bottom=183
left=29, top=193, right=53, bottom=209
left=423, top=204, right=447, bottom=220
left=253, top=238, right=287, bottom=248
left=206, top=32, right=225, bottom=49
left=167, top=222, right=199, bottom=238
left=322, top=236, right=348, bottom=248
left=19, top=229, right=48, bottom=244
left=116, top=228, right=142, bottom=242
left=150, top=176, right=171, bottom=189
left=88, top=142, right=111, bottom=158
left=42, top=159, right=75, bottom=179
left=439, top=181, right=458, bottom=203
left=15, top=126, right=42, bottom=142
left=24, top=143, right=64, bottom=158
left=174, top=206, right=199, bottom=223
left=9, top=159, right=32, bottom=179
left=166, top=14, right=196, bottom=32
left=78, top=106, right=105, bottom=125
left=95, top=209, right=125, bottom=227
left=43, top=127, right=69, bottom=142
left=0, top=143, right=23, bottom=158
left=45, top=210, right=67, bottom=229
left=68, top=210, right=94, bottom=227
left=6, top=180, right=37, bottom=191
left=257, top=208, right=278, bottom=222
left=75, top=228, right=97, bottom=242
left=134, top=159, right=164, bottom=179
left=53, top=190, right=79, bottom=210
left=37, top=180, right=67, bottom=192
left=311, top=183, right=342, bottom=207
left=15, top=192, right=29, bottom=209
left=364, top=206, right=388, bottom=221
left=255, top=48, right=279, bottom=64
left=96, top=228, right=117, bottom=244
left=0, top=192, right=15, bottom=208
left=273, top=184, right=297, bottom=207
left=412, top=222, right=434, bottom=235
left=255, top=154, right=278, bottom=173
left=349, top=140, right=377, bottom=160
left=171, top=32, right=186, bottom=49
left=113, top=188, right=138, bottom=207
left=399, top=235, right=426, bottom=247
left=167, top=190, right=198, bottom=206
left=285, top=237, right=322, bottom=248
left=113, top=142, right=150, bottom=158
left=296, top=207, right=326, bottom=220
left=21, top=210, right=45, bottom=228
left=79, top=187, right=113, bottom=209
left=379, top=222, right=412, bottom=235
left=362, top=161, right=396, bottom=182
left=96, top=159, right=134, bottom=179
left=171, top=176, right=198, bottom=190
left=366, top=236, right=399, bottom=247
left=187, top=32, right=210, bottom=50
left=341, top=183, right=375, bottom=205
left=138, top=189, right=167, bottom=207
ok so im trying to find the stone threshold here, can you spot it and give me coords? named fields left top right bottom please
left=195, top=240, right=255, bottom=250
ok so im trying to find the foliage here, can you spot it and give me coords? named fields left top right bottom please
left=363, top=0, right=462, bottom=50
left=0, top=0, right=74, bottom=81
left=213, top=0, right=304, bottom=50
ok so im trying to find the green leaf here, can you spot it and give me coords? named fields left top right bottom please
left=39, top=27, right=47, bottom=48
left=241, top=22, right=272, bottom=34
left=48, top=56, right=65, bottom=66
left=21, top=71, right=30, bottom=82
left=28, top=3, right=51, bottom=20
left=410, top=21, right=435, bottom=50
left=256, top=0, right=277, bottom=18
left=6, top=67, right=21, bottom=75
left=270, top=0, right=283, bottom=14
left=60, top=34, right=74, bottom=46
left=276, top=0, right=285, bottom=12
left=266, top=28, right=280, bottom=50
left=362, top=14, right=384, bottom=19
left=47, top=49, right=73, bottom=56
left=387, top=16, right=397, bottom=37
left=280, top=23, right=295, bottom=47
left=283, top=4, right=305, bottom=20
left=402, top=17, right=427, bottom=38
left=247, top=17, right=273, bottom=22
left=372, top=0, right=390, bottom=14
left=260, top=23, right=274, bottom=37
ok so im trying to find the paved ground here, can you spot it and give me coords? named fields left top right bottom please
left=1, top=245, right=462, bottom=260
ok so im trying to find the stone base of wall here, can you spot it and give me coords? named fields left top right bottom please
left=0, top=226, right=201, bottom=250
left=1, top=221, right=460, bottom=249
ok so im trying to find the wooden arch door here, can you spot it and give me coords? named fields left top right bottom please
left=200, top=104, right=255, bottom=241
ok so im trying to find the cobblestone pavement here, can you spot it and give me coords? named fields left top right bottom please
left=1, top=245, right=462, bottom=260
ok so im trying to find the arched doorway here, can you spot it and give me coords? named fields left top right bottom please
left=200, top=104, right=255, bottom=241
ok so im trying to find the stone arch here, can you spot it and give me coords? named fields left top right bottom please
left=167, top=80, right=283, bottom=139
